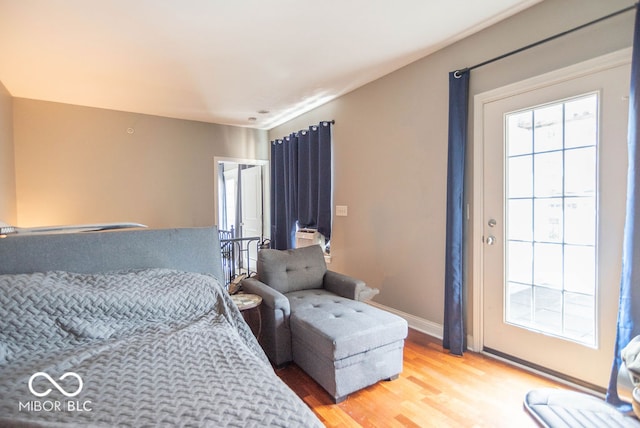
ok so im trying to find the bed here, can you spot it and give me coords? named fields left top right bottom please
left=0, top=227, right=323, bottom=427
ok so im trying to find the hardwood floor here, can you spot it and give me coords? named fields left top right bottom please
left=275, top=329, right=574, bottom=427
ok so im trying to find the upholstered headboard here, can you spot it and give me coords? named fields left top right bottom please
left=0, top=227, right=224, bottom=284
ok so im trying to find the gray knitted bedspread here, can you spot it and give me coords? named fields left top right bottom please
left=0, top=269, right=323, bottom=427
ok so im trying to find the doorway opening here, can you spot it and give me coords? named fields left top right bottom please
left=214, top=157, right=269, bottom=286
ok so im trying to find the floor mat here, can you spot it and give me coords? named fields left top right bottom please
left=524, top=388, right=640, bottom=427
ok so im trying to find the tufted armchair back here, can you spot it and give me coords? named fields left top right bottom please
left=257, top=245, right=327, bottom=294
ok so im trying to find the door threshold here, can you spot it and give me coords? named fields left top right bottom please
left=482, top=347, right=606, bottom=398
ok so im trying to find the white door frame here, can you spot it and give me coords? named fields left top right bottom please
left=471, top=48, right=632, bottom=353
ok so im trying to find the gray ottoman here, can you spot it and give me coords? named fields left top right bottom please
left=288, top=289, right=408, bottom=403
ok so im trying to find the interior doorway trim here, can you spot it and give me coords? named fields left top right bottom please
left=470, top=47, right=632, bottom=353
left=213, top=156, right=270, bottom=235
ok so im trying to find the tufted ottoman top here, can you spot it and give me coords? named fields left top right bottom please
left=288, top=289, right=408, bottom=361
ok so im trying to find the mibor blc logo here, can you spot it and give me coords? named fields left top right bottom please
left=19, top=371, right=92, bottom=413
left=28, top=372, right=83, bottom=397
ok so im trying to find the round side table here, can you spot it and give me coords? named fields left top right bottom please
left=230, top=293, right=262, bottom=339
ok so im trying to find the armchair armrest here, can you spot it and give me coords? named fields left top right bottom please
left=241, top=277, right=290, bottom=317
left=324, top=270, right=366, bottom=300
left=241, top=276, right=293, bottom=366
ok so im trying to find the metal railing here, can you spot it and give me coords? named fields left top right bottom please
left=219, top=231, right=270, bottom=288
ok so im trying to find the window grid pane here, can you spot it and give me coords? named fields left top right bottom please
left=505, top=93, right=598, bottom=346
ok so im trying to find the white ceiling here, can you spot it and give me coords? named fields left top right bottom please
left=0, top=0, right=541, bottom=130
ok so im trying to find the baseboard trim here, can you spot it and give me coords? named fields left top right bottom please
left=366, top=302, right=480, bottom=352
left=367, top=301, right=443, bottom=340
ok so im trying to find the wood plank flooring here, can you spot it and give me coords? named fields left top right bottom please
left=275, top=329, right=575, bottom=427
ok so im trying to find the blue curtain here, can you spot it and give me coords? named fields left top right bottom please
left=607, top=4, right=640, bottom=409
left=270, top=136, right=297, bottom=249
left=298, top=122, right=332, bottom=240
left=297, top=129, right=317, bottom=233
left=443, top=70, right=469, bottom=356
left=270, top=121, right=333, bottom=250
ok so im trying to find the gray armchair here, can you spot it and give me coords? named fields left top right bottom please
left=242, top=244, right=407, bottom=402
left=242, top=244, right=370, bottom=366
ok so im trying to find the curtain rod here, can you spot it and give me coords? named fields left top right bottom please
left=454, top=2, right=638, bottom=77
left=297, top=120, right=334, bottom=132
left=273, top=120, right=335, bottom=143
left=297, top=120, right=334, bottom=134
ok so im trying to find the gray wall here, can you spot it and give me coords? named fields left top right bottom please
left=268, top=0, right=636, bottom=334
left=13, top=99, right=269, bottom=228
left=0, top=81, right=15, bottom=224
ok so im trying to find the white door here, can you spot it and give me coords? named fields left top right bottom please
left=479, top=52, right=630, bottom=388
left=222, top=169, right=237, bottom=231
left=240, top=165, right=263, bottom=270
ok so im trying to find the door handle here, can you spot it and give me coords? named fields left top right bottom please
left=486, top=235, right=496, bottom=245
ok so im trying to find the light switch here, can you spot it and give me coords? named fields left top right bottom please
left=336, top=205, right=348, bottom=216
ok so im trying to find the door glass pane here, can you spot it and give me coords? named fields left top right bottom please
left=507, top=282, right=532, bottom=325
left=508, top=111, right=533, bottom=156
left=534, top=198, right=563, bottom=243
left=508, top=199, right=532, bottom=242
left=533, top=242, right=563, bottom=289
left=534, top=104, right=563, bottom=152
left=504, top=93, right=598, bottom=346
left=564, top=245, right=595, bottom=294
left=565, top=198, right=596, bottom=245
left=508, top=155, right=533, bottom=198
left=534, top=151, right=563, bottom=197
left=565, top=95, right=598, bottom=149
left=508, top=241, right=532, bottom=284
left=533, top=287, right=562, bottom=334
left=565, top=147, right=596, bottom=196
left=564, top=292, right=595, bottom=344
